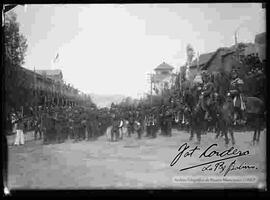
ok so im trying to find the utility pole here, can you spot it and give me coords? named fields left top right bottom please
left=234, top=30, right=238, bottom=45
left=146, top=73, right=154, bottom=106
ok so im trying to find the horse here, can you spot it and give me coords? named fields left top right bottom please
left=106, top=119, right=124, bottom=142
left=127, top=119, right=135, bottom=137
left=118, top=119, right=129, bottom=139
left=183, top=84, right=206, bottom=144
left=134, top=120, right=143, bottom=139
left=243, top=96, right=265, bottom=145
left=214, top=93, right=235, bottom=146
left=106, top=125, right=119, bottom=142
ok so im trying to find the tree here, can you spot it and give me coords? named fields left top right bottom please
left=4, top=11, right=28, bottom=115
left=4, top=12, right=28, bottom=66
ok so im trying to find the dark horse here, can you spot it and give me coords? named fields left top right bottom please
left=243, top=96, right=265, bottom=145
left=183, top=83, right=207, bottom=144
left=214, top=93, right=235, bottom=145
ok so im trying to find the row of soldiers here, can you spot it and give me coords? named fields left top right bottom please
left=110, top=104, right=175, bottom=139
left=31, top=105, right=111, bottom=144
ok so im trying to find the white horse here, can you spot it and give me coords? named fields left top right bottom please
left=106, top=120, right=129, bottom=141
left=106, top=126, right=113, bottom=141
left=106, top=120, right=125, bottom=142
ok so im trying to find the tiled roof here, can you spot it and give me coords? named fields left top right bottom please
left=36, top=69, right=62, bottom=76
left=255, top=32, right=266, bottom=44
left=154, top=62, right=174, bottom=71
left=190, top=52, right=216, bottom=68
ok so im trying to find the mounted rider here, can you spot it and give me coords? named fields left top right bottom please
left=111, top=113, right=120, bottom=134
left=229, top=68, right=246, bottom=124
left=200, top=70, right=215, bottom=121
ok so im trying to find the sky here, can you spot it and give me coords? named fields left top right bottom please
left=10, top=3, right=265, bottom=98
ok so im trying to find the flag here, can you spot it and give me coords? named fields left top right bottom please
left=197, top=51, right=200, bottom=68
left=53, top=53, right=59, bottom=63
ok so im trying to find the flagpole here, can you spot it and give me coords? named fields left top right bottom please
left=34, top=66, right=36, bottom=111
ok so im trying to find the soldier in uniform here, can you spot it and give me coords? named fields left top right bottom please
left=73, top=109, right=81, bottom=142
left=200, top=71, right=215, bottom=121
left=127, top=111, right=135, bottom=137
left=149, top=109, right=157, bottom=138
left=229, top=69, right=246, bottom=124
left=111, top=113, right=120, bottom=141
left=34, top=114, right=42, bottom=140
left=68, top=112, right=75, bottom=140
left=61, top=109, right=69, bottom=142
left=145, top=109, right=151, bottom=137
left=54, top=107, right=62, bottom=143
left=164, top=105, right=173, bottom=136
left=159, top=105, right=166, bottom=135
left=44, top=109, right=54, bottom=144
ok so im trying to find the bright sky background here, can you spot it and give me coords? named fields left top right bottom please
left=11, top=3, right=265, bottom=98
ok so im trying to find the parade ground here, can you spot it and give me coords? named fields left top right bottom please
left=7, top=129, right=266, bottom=189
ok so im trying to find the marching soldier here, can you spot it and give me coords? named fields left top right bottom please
left=127, top=111, right=135, bottom=137
left=149, top=111, right=157, bottom=138
left=54, top=107, right=63, bottom=143
left=33, top=114, right=42, bottom=140
left=145, top=110, right=151, bottom=137
left=68, top=112, right=75, bottom=140
left=164, top=105, right=173, bottom=136
left=73, top=109, right=81, bottom=142
left=159, top=105, right=166, bottom=135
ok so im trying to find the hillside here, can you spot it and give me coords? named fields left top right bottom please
left=90, top=93, right=126, bottom=108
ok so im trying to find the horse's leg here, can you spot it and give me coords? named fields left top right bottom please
left=256, top=118, right=262, bottom=144
left=138, top=129, right=141, bottom=139
left=215, top=128, right=220, bottom=139
left=229, top=128, right=235, bottom=145
left=252, top=130, right=257, bottom=146
left=120, top=128, right=123, bottom=139
left=196, top=130, right=201, bottom=144
left=111, top=130, right=113, bottom=142
left=256, top=128, right=260, bottom=144
left=224, top=130, right=229, bottom=146
left=258, top=128, right=261, bottom=143
left=189, top=128, right=194, bottom=141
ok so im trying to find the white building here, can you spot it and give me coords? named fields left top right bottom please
left=152, top=62, right=176, bottom=95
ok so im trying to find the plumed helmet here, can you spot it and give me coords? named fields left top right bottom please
left=201, top=70, right=209, bottom=79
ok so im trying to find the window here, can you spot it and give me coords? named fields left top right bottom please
left=161, top=71, right=169, bottom=75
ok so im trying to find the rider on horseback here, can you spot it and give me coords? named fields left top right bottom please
left=229, top=68, right=246, bottom=125
left=200, top=71, right=215, bottom=121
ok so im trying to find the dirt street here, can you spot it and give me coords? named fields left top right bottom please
left=7, top=129, right=266, bottom=189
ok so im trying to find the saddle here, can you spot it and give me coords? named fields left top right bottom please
left=232, top=94, right=246, bottom=111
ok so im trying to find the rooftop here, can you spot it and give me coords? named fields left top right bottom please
left=36, top=69, right=63, bottom=76
left=154, top=62, right=174, bottom=71
left=190, top=52, right=216, bottom=68
left=255, top=32, right=266, bottom=44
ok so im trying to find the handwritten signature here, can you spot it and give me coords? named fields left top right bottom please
left=170, top=143, right=257, bottom=176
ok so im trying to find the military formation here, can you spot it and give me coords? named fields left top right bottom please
left=8, top=59, right=265, bottom=145
left=9, top=105, right=111, bottom=145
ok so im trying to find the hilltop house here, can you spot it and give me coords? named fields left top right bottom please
left=152, top=62, right=176, bottom=95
